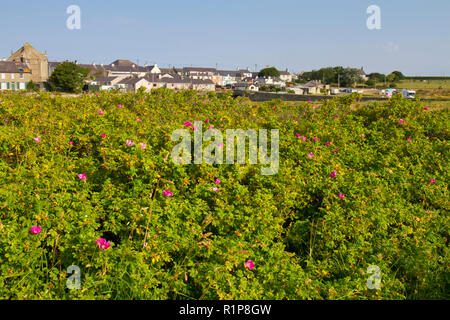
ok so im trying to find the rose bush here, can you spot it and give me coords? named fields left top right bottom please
left=0, top=90, right=448, bottom=299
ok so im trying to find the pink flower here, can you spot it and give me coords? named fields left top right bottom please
left=97, top=110, right=104, bottom=115
left=205, top=119, right=209, bottom=123
left=330, top=171, right=337, bottom=178
left=29, top=226, right=42, bottom=235
left=139, top=143, right=146, bottom=150
left=398, top=119, right=405, bottom=125
left=208, top=125, right=214, bottom=129
left=430, top=179, right=436, bottom=184
left=244, top=260, right=255, bottom=270
left=339, top=192, right=345, bottom=199
left=215, top=179, right=221, bottom=184
left=137, top=118, right=142, bottom=122
left=69, top=141, right=73, bottom=145
left=361, top=134, right=365, bottom=139
left=212, top=187, right=219, bottom=192
left=126, top=140, right=134, bottom=147
left=333, top=116, right=338, bottom=120
left=424, top=107, right=428, bottom=110
left=78, top=173, right=87, bottom=181
left=101, top=133, right=106, bottom=138
left=184, top=121, right=193, bottom=127
left=308, top=100, right=312, bottom=104
left=218, top=143, right=224, bottom=149
left=407, top=138, right=412, bottom=142
left=326, top=141, right=332, bottom=147
left=95, top=238, right=111, bottom=250
left=273, top=107, right=277, bottom=111
left=296, top=133, right=301, bottom=138
left=193, top=126, right=198, bottom=131
left=313, top=137, right=319, bottom=142
left=117, top=105, right=123, bottom=109
left=308, top=152, right=314, bottom=158
left=33, top=136, right=41, bottom=143
left=163, top=190, right=173, bottom=197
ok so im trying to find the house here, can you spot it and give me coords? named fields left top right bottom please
left=279, top=70, right=293, bottom=82
left=233, top=83, right=259, bottom=92
left=8, top=42, right=48, bottom=87
left=359, top=67, right=368, bottom=81
left=191, top=78, right=215, bottom=91
left=256, top=76, right=286, bottom=87
left=297, top=80, right=329, bottom=95
left=88, top=76, right=127, bottom=91
left=117, top=76, right=153, bottom=92
left=183, top=67, right=216, bottom=80
left=0, top=60, right=32, bottom=90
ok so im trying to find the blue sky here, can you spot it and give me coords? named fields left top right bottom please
left=1, top=0, right=449, bottom=75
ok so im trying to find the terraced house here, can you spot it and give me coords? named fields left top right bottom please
left=0, top=60, right=32, bottom=91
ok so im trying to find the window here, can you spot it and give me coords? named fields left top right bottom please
left=20, top=73, right=24, bottom=79
left=11, top=74, right=15, bottom=80
left=1, top=73, right=4, bottom=79
left=7, top=82, right=10, bottom=90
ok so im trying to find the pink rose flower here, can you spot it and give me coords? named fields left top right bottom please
left=326, top=141, right=332, bottom=146
left=163, top=190, right=173, bottom=197
left=117, top=105, right=123, bottom=109
left=430, top=179, right=436, bottom=184
left=330, top=171, right=337, bottom=178
left=97, top=110, right=104, bottom=115
left=184, top=122, right=193, bottom=127
left=126, top=140, right=134, bottom=147
left=244, top=260, right=255, bottom=270
left=333, top=116, right=338, bottom=120
left=407, top=138, right=412, bottom=142
left=215, top=179, right=221, bottom=184
left=69, top=141, right=73, bottom=145
left=101, top=133, right=106, bottom=138
left=139, top=143, right=146, bottom=150
left=339, top=192, right=345, bottom=199
left=205, top=119, right=210, bottom=123
left=78, top=173, right=87, bottom=181
left=33, top=136, right=41, bottom=143
left=212, top=187, right=219, bottom=192
left=296, top=133, right=301, bottom=138
left=308, top=152, right=314, bottom=158
left=398, top=119, right=405, bottom=125
left=313, top=137, right=319, bottom=142
left=137, top=118, right=142, bottom=122
left=95, top=238, right=111, bottom=250
left=29, top=226, right=42, bottom=235
left=424, top=107, right=428, bottom=110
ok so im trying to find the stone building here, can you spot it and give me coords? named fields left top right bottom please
left=0, top=60, right=32, bottom=90
left=8, top=42, right=48, bottom=86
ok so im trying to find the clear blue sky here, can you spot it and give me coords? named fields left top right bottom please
left=1, top=0, right=449, bottom=75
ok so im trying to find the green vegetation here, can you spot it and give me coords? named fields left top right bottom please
left=0, top=90, right=448, bottom=300
left=48, top=61, right=91, bottom=93
left=258, top=67, right=280, bottom=78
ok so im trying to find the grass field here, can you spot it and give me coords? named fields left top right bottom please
left=396, top=80, right=450, bottom=90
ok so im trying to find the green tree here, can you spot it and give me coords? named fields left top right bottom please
left=391, top=71, right=405, bottom=82
left=340, top=68, right=363, bottom=87
left=258, top=67, right=280, bottom=78
left=48, top=61, right=90, bottom=93
left=26, top=80, right=38, bottom=92
left=368, top=72, right=386, bottom=83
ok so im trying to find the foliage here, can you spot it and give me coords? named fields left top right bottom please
left=258, top=67, right=280, bottom=78
left=48, top=61, right=90, bottom=93
left=0, top=90, right=448, bottom=300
